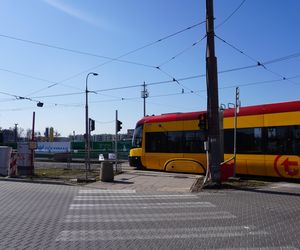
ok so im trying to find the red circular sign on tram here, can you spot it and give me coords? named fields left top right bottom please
left=274, top=155, right=300, bottom=177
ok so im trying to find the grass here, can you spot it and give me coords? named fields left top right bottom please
left=191, top=177, right=270, bottom=192
left=221, top=179, right=269, bottom=189
left=34, top=168, right=100, bottom=181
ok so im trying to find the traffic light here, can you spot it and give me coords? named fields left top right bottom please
left=116, top=120, right=122, bottom=133
left=236, top=87, right=240, bottom=100
left=37, top=102, right=44, bottom=107
left=198, top=113, right=207, bottom=130
left=89, top=118, right=95, bottom=131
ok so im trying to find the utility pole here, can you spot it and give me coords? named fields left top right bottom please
left=115, top=110, right=118, bottom=172
left=206, top=0, right=221, bottom=184
left=30, top=112, right=35, bottom=176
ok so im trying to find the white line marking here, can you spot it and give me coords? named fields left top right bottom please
left=79, top=190, right=136, bottom=194
left=69, top=201, right=215, bottom=210
left=64, top=211, right=236, bottom=222
left=74, top=194, right=198, bottom=200
left=55, top=226, right=268, bottom=241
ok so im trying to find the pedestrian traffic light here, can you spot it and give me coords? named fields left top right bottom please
left=198, top=113, right=207, bottom=130
left=89, top=118, right=95, bottom=131
left=116, top=120, right=122, bottom=133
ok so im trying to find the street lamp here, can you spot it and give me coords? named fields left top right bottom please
left=85, top=72, right=98, bottom=179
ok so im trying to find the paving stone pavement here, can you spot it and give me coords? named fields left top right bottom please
left=54, top=186, right=300, bottom=249
left=0, top=178, right=299, bottom=249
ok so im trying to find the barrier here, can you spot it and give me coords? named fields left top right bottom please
left=17, top=143, right=32, bottom=176
left=220, top=162, right=234, bottom=182
left=0, top=146, right=12, bottom=176
left=9, top=151, right=17, bottom=177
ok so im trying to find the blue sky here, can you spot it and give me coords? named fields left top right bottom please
left=0, top=0, right=299, bottom=136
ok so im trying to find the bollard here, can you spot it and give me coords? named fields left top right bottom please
left=100, top=161, right=114, bottom=182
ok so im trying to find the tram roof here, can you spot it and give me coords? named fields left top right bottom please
left=137, top=100, right=300, bottom=124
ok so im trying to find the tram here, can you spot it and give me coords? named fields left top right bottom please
left=129, top=100, right=300, bottom=179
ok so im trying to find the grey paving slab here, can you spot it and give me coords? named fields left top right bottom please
left=86, top=169, right=200, bottom=192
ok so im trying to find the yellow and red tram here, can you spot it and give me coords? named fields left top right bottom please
left=129, top=100, right=300, bottom=179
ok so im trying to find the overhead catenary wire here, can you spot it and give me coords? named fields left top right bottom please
left=155, top=67, right=199, bottom=95
left=0, top=90, right=43, bottom=104
left=2, top=73, right=300, bottom=110
left=215, top=0, right=247, bottom=29
left=53, top=21, right=206, bottom=87
left=157, top=34, right=207, bottom=67
left=33, top=74, right=300, bottom=107
left=0, top=33, right=156, bottom=69
left=0, top=21, right=205, bottom=97
left=215, top=34, right=300, bottom=86
left=3, top=51, right=300, bottom=107
left=28, top=59, right=300, bottom=100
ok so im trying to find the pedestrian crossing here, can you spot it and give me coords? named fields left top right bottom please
left=55, top=189, right=269, bottom=247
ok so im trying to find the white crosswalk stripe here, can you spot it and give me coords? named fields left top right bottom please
left=64, top=211, right=236, bottom=222
left=55, top=189, right=269, bottom=244
left=56, top=226, right=268, bottom=241
left=69, top=201, right=215, bottom=209
left=78, top=189, right=136, bottom=194
left=74, top=194, right=198, bottom=200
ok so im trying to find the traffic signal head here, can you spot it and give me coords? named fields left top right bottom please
left=37, top=102, right=44, bottom=107
left=116, top=120, right=122, bottom=133
left=89, top=118, right=95, bottom=131
left=198, top=113, right=207, bottom=130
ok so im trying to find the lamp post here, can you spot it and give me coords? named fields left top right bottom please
left=85, top=72, right=98, bottom=179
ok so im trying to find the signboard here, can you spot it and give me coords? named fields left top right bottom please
left=36, top=142, right=70, bottom=153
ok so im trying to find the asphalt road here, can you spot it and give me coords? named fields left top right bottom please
left=0, top=181, right=299, bottom=249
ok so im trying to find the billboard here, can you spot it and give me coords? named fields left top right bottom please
left=36, top=142, right=70, bottom=153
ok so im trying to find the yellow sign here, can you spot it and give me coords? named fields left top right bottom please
left=29, top=141, right=37, bottom=149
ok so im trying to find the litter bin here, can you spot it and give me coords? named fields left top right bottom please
left=100, top=161, right=114, bottom=182
left=0, top=146, right=12, bottom=176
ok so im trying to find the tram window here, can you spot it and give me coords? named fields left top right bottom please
left=132, top=125, right=143, bottom=148
left=167, top=131, right=183, bottom=153
left=266, top=126, right=292, bottom=155
left=184, top=131, right=206, bottom=153
left=224, top=129, right=234, bottom=154
left=145, top=131, right=183, bottom=153
left=292, top=126, right=300, bottom=154
left=145, top=132, right=168, bottom=153
left=237, top=128, right=262, bottom=154
left=224, top=128, right=262, bottom=154
left=294, top=126, right=300, bottom=139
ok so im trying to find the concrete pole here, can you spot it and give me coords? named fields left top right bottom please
left=206, top=0, right=221, bottom=184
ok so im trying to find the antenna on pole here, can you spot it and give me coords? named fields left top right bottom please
left=141, top=81, right=149, bottom=117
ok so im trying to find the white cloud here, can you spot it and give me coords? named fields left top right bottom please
left=43, top=0, right=106, bottom=29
